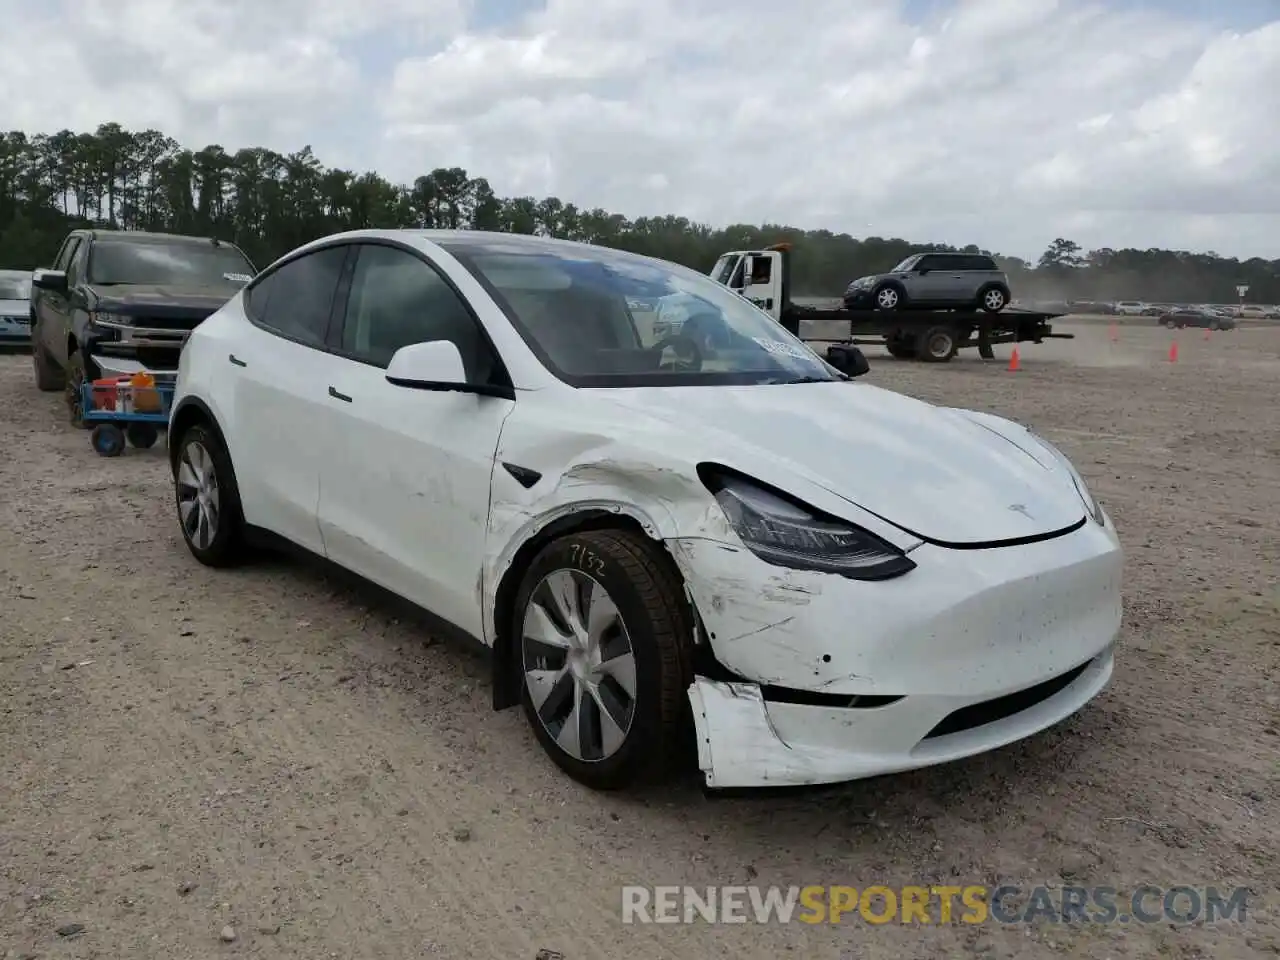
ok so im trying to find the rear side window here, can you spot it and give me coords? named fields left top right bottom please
left=965, top=255, right=997, bottom=271
left=246, top=246, right=349, bottom=348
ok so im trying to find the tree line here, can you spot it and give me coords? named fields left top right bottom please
left=1, top=123, right=1276, bottom=303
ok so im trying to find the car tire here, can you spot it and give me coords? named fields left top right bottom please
left=32, top=334, right=63, bottom=391
left=1164, top=318, right=1177, bottom=329
left=1209, top=319, right=1220, bottom=331
left=172, top=422, right=247, bottom=568
left=872, top=282, right=905, bottom=311
left=65, top=349, right=92, bottom=428
left=916, top=325, right=958, bottom=363
left=513, top=528, right=693, bottom=791
left=884, top=332, right=917, bottom=359
left=978, top=284, right=1009, bottom=313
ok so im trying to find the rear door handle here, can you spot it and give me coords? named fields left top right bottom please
left=229, top=354, right=246, bottom=367
left=328, top=386, right=352, bottom=403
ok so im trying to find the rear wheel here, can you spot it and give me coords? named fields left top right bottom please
left=173, top=423, right=247, bottom=568
left=978, top=284, right=1009, bottom=313
left=916, top=325, right=958, bottom=363
left=884, top=333, right=917, bottom=359
left=514, top=529, right=693, bottom=791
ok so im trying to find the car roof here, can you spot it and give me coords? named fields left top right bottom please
left=84, top=229, right=237, bottom=246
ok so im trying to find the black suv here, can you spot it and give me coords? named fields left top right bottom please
left=30, top=230, right=256, bottom=426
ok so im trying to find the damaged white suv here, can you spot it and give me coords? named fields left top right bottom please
left=168, top=229, right=1123, bottom=791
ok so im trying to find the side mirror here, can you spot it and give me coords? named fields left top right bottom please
left=32, top=269, right=67, bottom=292
left=916, top=268, right=930, bottom=276
left=825, top=345, right=871, bottom=377
left=384, top=339, right=515, bottom=400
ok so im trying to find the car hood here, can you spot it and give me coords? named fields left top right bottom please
left=88, top=284, right=238, bottom=321
left=589, top=382, right=1087, bottom=545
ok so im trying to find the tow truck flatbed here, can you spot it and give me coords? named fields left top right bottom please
left=706, top=244, right=1074, bottom=364
left=787, top=302, right=1073, bottom=363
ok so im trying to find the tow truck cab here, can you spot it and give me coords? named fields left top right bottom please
left=709, top=245, right=794, bottom=328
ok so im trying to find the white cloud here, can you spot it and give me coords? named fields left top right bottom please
left=1, top=0, right=1277, bottom=260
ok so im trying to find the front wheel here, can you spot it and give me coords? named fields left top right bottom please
left=65, top=349, right=92, bottom=429
left=872, top=283, right=904, bottom=311
left=514, top=529, right=693, bottom=791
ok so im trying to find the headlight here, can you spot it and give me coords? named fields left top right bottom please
left=1027, top=431, right=1105, bottom=526
left=698, top=467, right=916, bottom=581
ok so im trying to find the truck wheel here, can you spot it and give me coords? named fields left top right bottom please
left=65, top=350, right=93, bottom=429
left=978, top=284, right=1009, bottom=313
left=916, top=326, right=958, bottom=363
left=32, top=335, right=64, bottom=391
left=872, top=282, right=905, bottom=311
left=884, top=334, right=916, bottom=359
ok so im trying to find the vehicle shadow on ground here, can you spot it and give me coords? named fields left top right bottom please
left=241, top=537, right=1124, bottom=865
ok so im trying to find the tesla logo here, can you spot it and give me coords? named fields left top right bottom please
left=1008, top=503, right=1033, bottom=519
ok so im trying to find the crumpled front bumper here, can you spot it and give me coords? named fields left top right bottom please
left=670, top=517, right=1123, bottom=789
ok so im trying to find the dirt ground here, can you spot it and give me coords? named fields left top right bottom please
left=1, top=319, right=1276, bottom=960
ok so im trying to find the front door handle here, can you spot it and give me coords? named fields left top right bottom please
left=328, top=386, right=352, bottom=403
left=229, top=354, right=246, bottom=367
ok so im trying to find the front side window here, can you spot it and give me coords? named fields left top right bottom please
left=88, top=240, right=256, bottom=289
left=439, top=238, right=843, bottom=388
left=339, top=243, right=496, bottom=382
left=246, top=245, right=348, bottom=348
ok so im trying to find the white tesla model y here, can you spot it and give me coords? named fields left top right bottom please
left=169, top=230, right=1122, bottom=791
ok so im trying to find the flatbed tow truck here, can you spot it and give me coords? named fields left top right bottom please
left=707, top=243, right=1073, bottom=365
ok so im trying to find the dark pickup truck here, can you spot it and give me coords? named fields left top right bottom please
left=30, top=229, right=256, bottom=426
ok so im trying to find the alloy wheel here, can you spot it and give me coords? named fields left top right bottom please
left=521, top=569, right=637, bottom=762
left=176, top=441, right=221, bottom=551
left=984, top=289, right=1006, bottom=310
left=877, top=288, right=899, bottom=309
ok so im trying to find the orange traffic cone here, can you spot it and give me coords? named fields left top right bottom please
left=1109, top=322, right=1119, bottom=342
left=1203, top=326, right=1211, bottom=340
left=1168, top=340, right=1179, bottom=362
left=1008, top=347, right=1020, bottom=372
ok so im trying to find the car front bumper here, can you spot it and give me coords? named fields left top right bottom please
left=843, top=288, right=874, bottom=308
left=669, top=514, right=1123, bottom=789
left=0, top=315, right=30, bottom=343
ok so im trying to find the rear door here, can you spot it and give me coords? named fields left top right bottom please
left=230, top=243, right=354, bottom=554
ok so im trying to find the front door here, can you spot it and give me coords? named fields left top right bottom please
left=318, top=241, right=515, bottom=638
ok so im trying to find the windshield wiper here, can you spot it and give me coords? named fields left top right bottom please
left=773, top=374, right=847, bottom=384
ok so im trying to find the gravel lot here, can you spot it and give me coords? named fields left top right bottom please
left=1, top=319, right=1277, bottom=959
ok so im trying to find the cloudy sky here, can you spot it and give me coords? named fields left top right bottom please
left=2, top=0, right=1278, bottom=261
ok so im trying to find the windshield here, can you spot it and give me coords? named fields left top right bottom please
left=889, top=255, right=919, bottom=272
left=0, top=272, right=31, bottom=300
left=88, top=241, right=255, bottom=287
left=710, top=254, right=739, bottom=285
left=440, top=239, right=844, bottom=388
